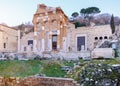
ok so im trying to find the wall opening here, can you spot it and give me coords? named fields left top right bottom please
left=4, top=43, right=6, bottom=48
left=77, top=36, right=85, bottom=51
left=28, top=40, right=33, bottom=45
left=95, top=37, right=98, bottom=40
left=52, top=35, right=57, bottom=50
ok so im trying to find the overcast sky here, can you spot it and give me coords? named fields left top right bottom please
left=0, top=0, right=119, bottom=26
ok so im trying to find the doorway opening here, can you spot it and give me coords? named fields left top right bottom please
left=52, top=35, right=57, bottom=50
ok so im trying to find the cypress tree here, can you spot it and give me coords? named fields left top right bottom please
left=110, top=14, right=115, bottom=34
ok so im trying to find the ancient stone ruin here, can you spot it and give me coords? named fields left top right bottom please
left=0, top=76, right=80, bottom=86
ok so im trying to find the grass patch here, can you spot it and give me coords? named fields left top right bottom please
left=0, top=60, right=72, bottom=78
left=0, top=60, right=42, bottom=77
left=41, top=62, right=66, bottom=77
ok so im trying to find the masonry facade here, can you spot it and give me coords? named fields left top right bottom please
left=0, top=24, right=17, bottom=52
left=68, top=24, right=112, bottom=52
left=32, top=4, right=68, bottom=54
left=19, top=4, right=113, bottom=59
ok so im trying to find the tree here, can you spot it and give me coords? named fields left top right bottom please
left=110, top=14, right=115, bottom=34
left=80, top=7, right=101, bottom=25
left=80, top=7, right=100, bottom=18
left=74, top=22, right=86, bottom=28
left=80, top=8, right=86, bottom=18
left=71, top=12, right=79, bottom=18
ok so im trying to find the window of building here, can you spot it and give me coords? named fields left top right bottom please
left=109, top=36, right=112, bottom=40
left=28, top=40, right=33, bottom=45
left=77, top=36, right=85, bottom=51
left=104, top=36, right=108, bottom=39
left=99, top=37, right=103, bottom=40
left=4, top=43, right=6, bottom=48
left=52, top=35, right=57, bottom=50
left=95, top=37, right=98, bottom=40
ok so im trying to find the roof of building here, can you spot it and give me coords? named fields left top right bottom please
left=0, top=24, right=17, bottom=31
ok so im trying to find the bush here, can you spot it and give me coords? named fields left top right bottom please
left=114, top=49, right=118, bottom=58
left=33, top=55, right=41, bottom=60
left=74, top=22, right=86, bottom=28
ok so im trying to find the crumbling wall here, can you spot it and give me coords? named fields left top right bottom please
left=0, top=76, right=79, bottom=86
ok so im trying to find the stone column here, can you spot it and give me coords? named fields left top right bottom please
left=63, top=25, right=67, bottom=52
left=49, top=21, right=52, bottom=51
left=57, top=32, right=60, bottom=49
left=17, top=29, right=21, bottom=52
left=57, top=20, right=60, bottom=50
left=60, top=24, right=63, bottom=49
left=41, top=26, right=45, bottom=51
left=33, top=24, right=37, bottom=52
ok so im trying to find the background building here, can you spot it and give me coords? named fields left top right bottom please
left=0, top=24, right=17, bottom=52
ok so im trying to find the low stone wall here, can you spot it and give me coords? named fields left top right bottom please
left=58, top=51, right=90, bottom=60
left=0, top=76, right=80, bottom=86
left=92, top=48, right=114, bottom=58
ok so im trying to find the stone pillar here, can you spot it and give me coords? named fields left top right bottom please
left=41, top=26, right=45, bottom=51
left=49, top=34, right=52, bottom=51
left=18, top=29, right=21, bottom=52
left=49, top=21, right=52, bottom=51
left=33, top=24, right=37, bottom=52
left=57, top=20, right=60, bottom=50
left=57, top=30, right=60, bottom=49
left=63, top=37, right=67, bottom=52
left=60, top=25, right=63, bottom=49
left=63, top=25, right=67, bottom=52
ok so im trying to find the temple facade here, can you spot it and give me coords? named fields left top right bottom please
left=32, top=4, right=68, bottom=54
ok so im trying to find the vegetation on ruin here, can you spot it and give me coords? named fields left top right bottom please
left=0, top=58, right=119, bottom=84
left=66, top=58, right=120, bottom=85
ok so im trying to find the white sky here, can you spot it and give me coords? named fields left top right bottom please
left=0, top=0, right=119, bottom=26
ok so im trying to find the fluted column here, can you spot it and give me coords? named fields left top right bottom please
left=49, top=21, right=52, bottom=51
left=57, top=20, right=60, bottom=49
left=41, top=26, right=45, bottom=51
left=33, top=23, right=37, bottom=52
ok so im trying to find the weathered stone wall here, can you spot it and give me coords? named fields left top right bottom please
left=20, top=32, right=34, bottom=53
left=0, top=24, right=18, bottom=52
left=91, top=48, right=114, bottom=58
left=17, top=77, right=79, bottom=86
left=0, top=76, right=79, bottom=86
left=68, top=24, right=112, bottom=51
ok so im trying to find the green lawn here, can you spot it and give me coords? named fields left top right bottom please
left=0, top=60, right=74, bottom=78
left=0, top=60, right=42, bottom=77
